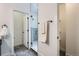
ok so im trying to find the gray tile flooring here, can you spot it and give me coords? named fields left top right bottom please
left=60, top=50, right=65, bottom=56
left=14, top=45, right=38, bottom=56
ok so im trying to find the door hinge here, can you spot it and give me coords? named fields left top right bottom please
left=27, top=29, right=29, bottom=32
left=27, top=42, right=29, bottom=44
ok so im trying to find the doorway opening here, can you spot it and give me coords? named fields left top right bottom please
left=13, top=10, right=37, bottom=56
left=58, top=4, right=66, bottom=56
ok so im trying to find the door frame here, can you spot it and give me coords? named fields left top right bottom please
left=13, top=10, right=29, bottom=53
left=23, top=14, right=29, bottom=48
left=57, top=4, right=60, bottom=56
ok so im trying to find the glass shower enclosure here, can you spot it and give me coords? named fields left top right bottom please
left=30, top=4, right=38, bottom=52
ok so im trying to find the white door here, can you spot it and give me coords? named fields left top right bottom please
left=14, top=11, right=29, bottom=48
left=38, top=3, right=58, bottom=56
left=14, top=11, right=24, bottom=46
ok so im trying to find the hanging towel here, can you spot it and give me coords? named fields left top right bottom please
left=0, top=27, right=8, bottom=39
left=41, top=21, right=48, bottom=43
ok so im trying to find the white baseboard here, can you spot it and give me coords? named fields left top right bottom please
left=60, top=48, right=73, bottom=56
left=66, top=53, right=72, bottom=56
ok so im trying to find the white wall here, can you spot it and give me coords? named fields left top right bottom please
left=0, top=3, right=30, bottom=55
left=66, top=4, right=79, bottom=56
left=38, top=3, right=58, bottom=56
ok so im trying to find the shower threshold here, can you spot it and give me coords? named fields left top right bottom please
left=31, top=41, right=37, bottom=52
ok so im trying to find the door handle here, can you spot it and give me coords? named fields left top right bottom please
left=57, top=36, right=60, bottom=39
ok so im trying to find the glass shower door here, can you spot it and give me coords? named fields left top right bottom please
left=31, top=15, right=38, bottom=52
left=29, top=3, right=38, bottom=52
